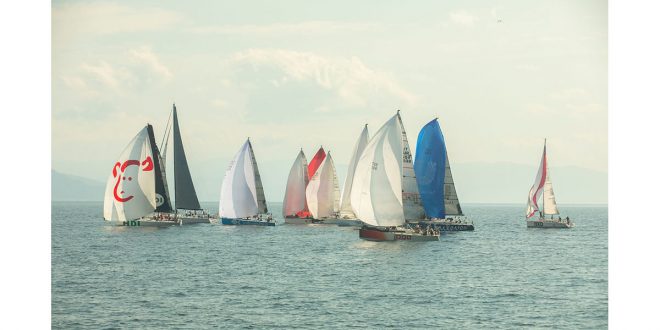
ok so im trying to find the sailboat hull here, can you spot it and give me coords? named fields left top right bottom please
left=284, top=216, right=321, bottom=224
left=105, top=220, right=177, bottom=227
left=322, top=218, right=363, bottom=226
left=221, top=217, right=276, bottom=226
left=359, top=227, right=438, bottom=242
left=526, top=220, right=574, bottom=228
left=415, top=220, right=474, bottom=232
left=179, top=216, right=211, bottom=224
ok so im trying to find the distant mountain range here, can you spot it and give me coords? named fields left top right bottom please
left=52, top=170, right=105, bottom=201
left=52, top=162, right=607, bottom=204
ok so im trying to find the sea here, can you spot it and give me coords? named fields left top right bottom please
left=52, top=202, right=607, bottom=329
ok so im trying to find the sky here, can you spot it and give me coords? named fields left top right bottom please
left=52, top=0, right=607, bottom=203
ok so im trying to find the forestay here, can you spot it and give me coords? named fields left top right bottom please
left=104, top=126, right=157, bottom=221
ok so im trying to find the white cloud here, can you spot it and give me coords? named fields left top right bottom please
left=129, top=47, right=173, bottom=81
left=228, top=49, right=417, bottom=108
left=53, top=2, right=181, bottom=47
left=449, top=10, right=479, bottom=27
left=189, top=21, right=378, bottom=36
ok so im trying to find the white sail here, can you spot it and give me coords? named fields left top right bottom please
left=543, top=175, right=559, bottom=215
left=526, top=141, right=547, bottom=218
left=350, top=114, right=405, bottom=227
left=339, top=124, right=369, bottom=219
left=219, top=139, right=259, bottom=218
left=443, top=152, right=463, bottom=216
left=103, top=126, right=157, bottom=221
left=283, top=150, right=309, bottom=217
left=306, top=152, right=340, bottom=219
left=397, top=113, right=426, bottom=221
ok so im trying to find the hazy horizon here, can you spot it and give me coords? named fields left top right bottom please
left=52, top=0, right=607, bottom=204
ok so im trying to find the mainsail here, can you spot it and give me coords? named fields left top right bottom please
left=306, top=152, right=340, bottom=219
left=172, top=104, right=201, bottom=210
left=283, top=150, right=309, bottom=217
left=103, top=126, right=157, bottom=221
left=397, top=112, right=426, bottom=221
left=414, top=118, right=463, bottom=219
left=339, top=124, right=369, bottom=219
left=219, top=139, right=267, bottom=218
left=526, top=140, right=548, bottom=218
left=147, top=124, right=173, bottom=213
left=543, top=175, right=559, bottom=215
left=350, top=113, right=405, bottom=227
left=308, top=147, right=326, bottom=180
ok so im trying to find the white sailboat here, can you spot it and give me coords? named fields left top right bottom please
left=282, top=149, right=314, bottom=224
left=351, top=111, right=438, bottom=241
left=219, top=138, right=274, bottom=226
left=167, top=104, right=210, bottom=224
left=526, top=140, right=573, bottom=228
left=305, top=151, right=340, bottom=222
left=329, top=124, right=369, bottom=226
left=103, top=125, right=177, bottom=227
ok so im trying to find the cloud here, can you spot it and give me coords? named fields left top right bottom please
left=129, top=47, right=173, bottom=81
left=227, top=49, right=417, bottom=109
left=188, top=21, right=379, bottom=36
left=449, top=10, right=479, bottom=27
left=53, top=2, right=182, bottom=46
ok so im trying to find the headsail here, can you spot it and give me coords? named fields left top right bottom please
left=414, top=118, right=463, bottom=219
left=308, top=147, right=326, bottom=180
left=397, top=112, right=426, bottom=221
left=306, top=152, right=340, bottom=219
left=219, top=139, right=260, bottom=218
left=103, top=126, right=157, bottom=221
left=350, top=114, right=405, bottom=227
left=172, top=104, right=201, bottom=210
left=339, top=124, right=369, bottom=219
left=283, top=150, right=309, bottom=217
left=526, top=141, right=547, bottom=218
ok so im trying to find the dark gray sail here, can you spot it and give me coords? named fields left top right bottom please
left=248, top=139, right=268, bottom=214
left=147, top=124, right=173, bottom=213
left=172, top=104, right=201, bottom=210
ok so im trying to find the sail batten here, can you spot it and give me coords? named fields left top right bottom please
left=172, top=105, right=202, bottom=210
left=339, top=125, right=369, bottom=219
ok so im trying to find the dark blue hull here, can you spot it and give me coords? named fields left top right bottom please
left=221, top=218, right=275, bottom=226
left=415, top=221, right=475, bottom=232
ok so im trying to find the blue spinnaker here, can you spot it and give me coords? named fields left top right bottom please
left=414, top=119, right=446, bottom=218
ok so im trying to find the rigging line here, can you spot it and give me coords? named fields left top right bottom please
left=160, top=107, right=173, bottom=152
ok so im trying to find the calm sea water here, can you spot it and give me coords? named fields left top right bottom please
left=52, top=202, right=607, bottom=329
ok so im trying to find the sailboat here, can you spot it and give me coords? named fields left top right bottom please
left=351, top=111, right=438, bottom=241
left=103, top=124, right=177, bottom=227
left=413, top=118, right=474, bottom=231
left=305, top=151, right=340, bottom=223
left=526, top=140, right=573, bottom=228
left=283, top=147, right=326, bottom=224
left=219, top=138, right=274, bottom=226
left=282, top=149, right=314, bottom=224
left=331, top=124, right=369, bottom=226
left=165, top=104, right=210, bottom=224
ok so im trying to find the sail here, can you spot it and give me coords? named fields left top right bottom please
left=350, top=114, right=405, bottom=227
left=543, top=175, right=559, bottom=215
left=219, top=139, right=259, bottom=218
left=526, top=141, right=547, bottom=218
left=339, top=124, right=369, bottom=219
left=306, top=152, right=340, bottom=219
left=414, top=119, right=463, bottom=219
left=147, top=124, right=173, bottom=213
left=172, top=104, right=201, bottom=210
left=308, top=147, right=326, bottom=179
left=248, top=139, right=268, bottom=214
left=103, top=126, right=157, bottom=221
left=283, top=150, right=309, bottom=217
left=397, top=112, right=426, bottom=221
